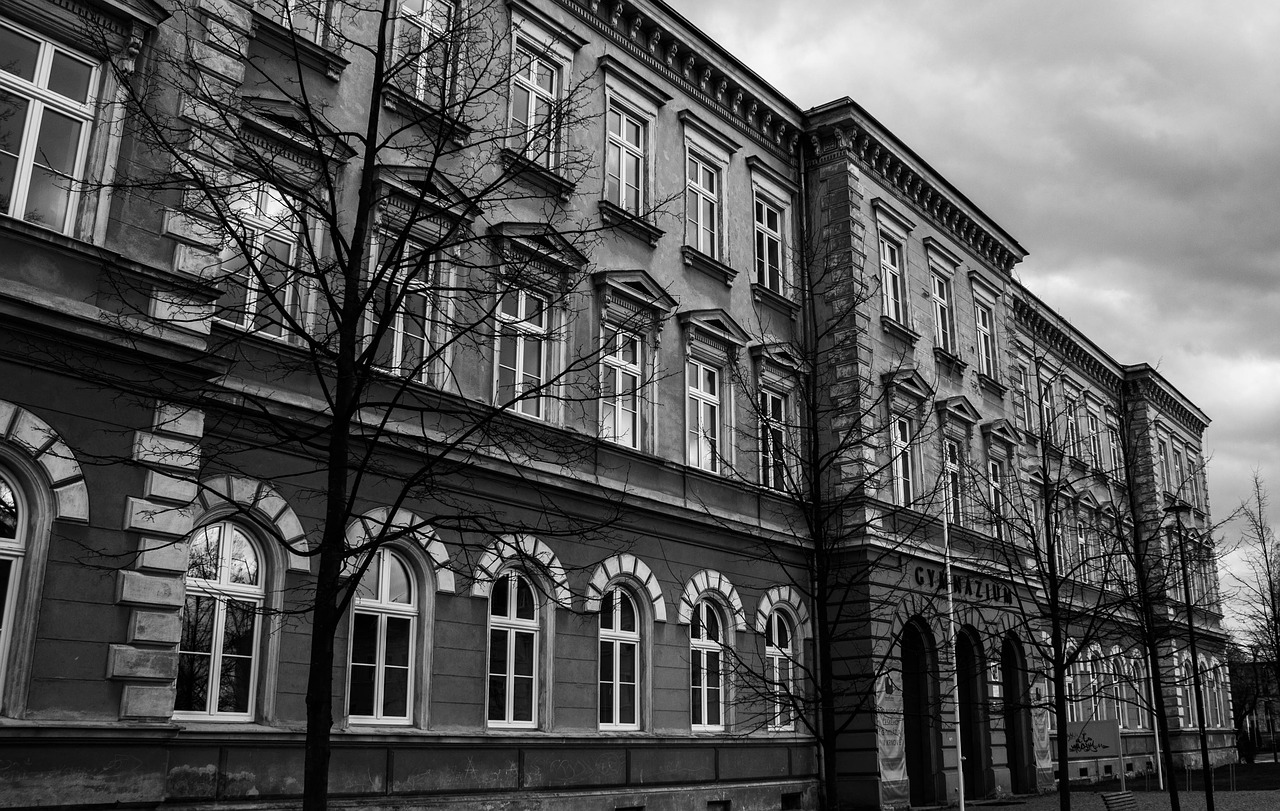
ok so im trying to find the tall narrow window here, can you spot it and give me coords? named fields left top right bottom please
left=601, top=327, right=642, bottom=448
left=606, top=104, right=645, bottom=214
left=0, top=474, right=24, bottom=693
left=687, top=359, right=722, bottom=472
left=975, top=301, right=996, bottom=377
left=495, top=289, right=548, bottom=418
left=396, top=0, right=455, bottom=100
left=890, top=416, right=914, bottom=505
left=880, top=236, right=906, bottom=323
left=1158, top=439, right=1171, bottom=491
left=1064, top=397, right=1081, bottom=452
left=1172, top=446, right=1185, bottom=493
left=598, top=587, right=640, bottom=730
left=764, top=609, right=794, bottom=730
left=263, top=0, right=329, bottom=43
left=487, top=571, right=538, bottom=727
left=216, top=181, right=303, bottom=340
left=690, top=599, right=724, bottom=731
left=685, top=154, right=719, bottom=258
left=943, top=438, right=962, bottom=525
left=988, top=460, right=1004, bottom=540
left=176, top=522, right=263, bottom=719
left=510, top=45, right=559, bottom=168
left=931, top=273, right=954, bottom=353
left=1015, top=367, right=1033, bottom=430
left=1088, top=413, right=1103, bottom=467
left=1108, top=423, right=1122, bottom=473
left=0, top=21, right=98, bottom=235
left=754, top=195, right=784, bottom=293
left=370, top=236, right=441, bottom=380
left=760, top=389, right=790, bottom=491
left=348, top=549, right=416, bottom=724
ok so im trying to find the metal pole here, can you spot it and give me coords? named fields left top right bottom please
left=942, top=507, right=965, bottom=811
left=1174, top=510, right=1214, bottom=811
left=1150, top=666, right=1165, bottom=790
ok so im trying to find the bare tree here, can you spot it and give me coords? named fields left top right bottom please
left=55, top=1, right=659, bottom=808
left=1235, top=474, right=1280, bottom=722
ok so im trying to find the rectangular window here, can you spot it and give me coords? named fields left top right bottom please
left=216, top=181, right=303, bottom=340
left=1064, top=397, right=1081, bottom=452
left=890, top=416, right=914, bottom=505
left=1015, top=367, right=1032, bottom=430
left=1158, top=439, right=1171, bottom=491
left=510, top=45, right=560, bottom=168
left=1108, top=423, right=1122, bottom=473
left=1172, top=446, right=1185, bottom=493
left=760, top=389, right=790, bottom=491
left=687, top=359, right=722, bottom=472
left=975, top=301, right=996, bottom=377
left=495, top=289, right=548, bottom=418
left=1088, top=412, right=1103, bottom=467
left=369, top=234, right=441, bottom=380
left=396, top=0, right=456, bottom=100
left=988, top=460, right=1004, bottom=540
left=943, top=438, right=962, bottom=525
left=1039, top=381, right=1057, bottom=442
left=685, top=154, right=719, bottom=258
left=931, top=273, right=955, bottom=353
left=880, top=236, right=907, bottom=323
left=0, top=20, right=98, bottom=235
left=601, top=327, right=642, bottom=449
left=263, top=0, right=329, bottom=43
left=754, top=195, right=784, bottom=293
left=606, top=103, right=646, bottom=214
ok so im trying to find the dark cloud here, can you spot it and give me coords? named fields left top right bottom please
left=674, top=1, right=1280, bottom=572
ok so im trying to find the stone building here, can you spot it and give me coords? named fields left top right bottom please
left=0, top=0, right=1228, bottom=809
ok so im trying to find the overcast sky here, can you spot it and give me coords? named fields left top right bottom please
left=671, top=0, right=1280, bottom=610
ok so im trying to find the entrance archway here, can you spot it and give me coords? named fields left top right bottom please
left=1001, top=634, right=1035, bottom=794
left=901, top=620, right=942, bottom=806
left=956, top=628, right=990, bottom=798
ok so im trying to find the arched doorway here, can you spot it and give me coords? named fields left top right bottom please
left=1001, top=634, right=1035, bottom=794
left=956, top=628, right=990, bottom=798
left=901, top=620, right=942, bottom=806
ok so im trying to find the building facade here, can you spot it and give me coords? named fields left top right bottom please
left=0, top=0, right=1229, bottom=810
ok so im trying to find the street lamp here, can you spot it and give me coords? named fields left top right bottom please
left=1166, top=502, right=1213, bottom=811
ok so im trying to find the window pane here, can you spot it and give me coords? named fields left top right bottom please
left=349, top=662, right=375, bottom=716
left=228, top=530, right=259, bottom=585
left=488, top=628, right=507, bottom=674
left=217, top=651, right=253, bottom=713
left=490, top=576, right=509, bottom=617
left=387, top=553, right=412, bottom=604
left=48, top=52, right=94, bottom=103
left=222, top=599, right=257, bottom=657
left=599, top=590, right=614, bottom=630
left=0, top=478, right=17, bottom=539
left=176, top=652, right=210, bottom=712
left=181, top=595, right=216, bottom=653
left=23, top=166, right=71, bottom=230
left=383, top=665, right=409, bottom=717
left=385, top=617, right=412, bottom=667
left=0, top=28, right=39, bottom=81
left=619, top=592, right=635, bottom=632
left=33, top=108, right=81, bottom=175
left=487, top=673, right=506, bottom=721
left=513, top=630, right=534, bottom=676
left=514, top=575, right=535, bottom=620
left=512, top=675, right=533, bottom=722
left=351, top=613, right=379, bottom=664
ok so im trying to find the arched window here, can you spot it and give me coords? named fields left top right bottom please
left=765, top=609, right=794, bottom=730
left=487, top=570, right=538, bottom=728
left=690, top=598, right=725, bottom=731
left=348, top=548, right=416, bottom=724
left=598, top=586, right=640, bottom=730
left=176, top=521, right=264, bottom=719
left=0, top=473, right=25, bottom=691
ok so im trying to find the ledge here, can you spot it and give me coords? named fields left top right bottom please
left=681, top=246, right=737, bottom=286
left=977, top=372, right=1007, bottom=398
left=598, top=199, right=663, bottom=247
left=381, top=86, right=472, bottom=145
left=751, top=283, right=799, bottom=320
left=880, top=315, right=919, bottom=346
left=499, top=148, right=576, bottom=201
left=933, top=346, right=968, bottom=375
left=250, top=12, right=348, bottom=81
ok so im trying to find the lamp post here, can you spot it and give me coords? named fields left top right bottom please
left=1167, top=503, right=1213, bottom=811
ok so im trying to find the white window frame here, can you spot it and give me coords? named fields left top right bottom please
left=175, top=521, right=265, bottom=721
left=975, top=300, right=996, bottom=377
left=931, top=272, right=955, bottom=353
left=690, top=598, right=726, bottom=732
left=1158, top=437, right=1171, bottom=491
left=494, top=288, right=550, bottom=419
left=1088, top=411, right=1103, bottom=468
left=600, top=326, right=643, bottom=449
left=687, top=358, right=723, bottom=473
left=890, top=415, right=914, bottom=506
left=754, top=192, right=785, bottom=294
left=263, top=0, right=330, bottom=43
left=1064, top=395, right=1081, bottom=453
left=216, top=180, right=304, bottom=341
left=605, top=101, right=647, bottom=215
left=764, top=608, right=795, bottom=731
left=0, top=473, right=26, bottom=695
left=394, top=0, right=456, bottom=100
left=987, top=459, right=1004, bottom=540
left=509, top=42, right=562, bottom=169
left=880, top=234, right=907, bottom=324
left=760, top=388, right=791, bottom=491
left=685, top=152, right=720, bottom=259
left=0, top=19, right=98, bottom=235
left=486, top=570, right=540, bottom=728
left=347, top=548, right=417, bottom=725
left=369, top=232, right=445, bottom=382
left=598, top=586, right=641, bottom=731
left=943, top=437, right=963, bottom=526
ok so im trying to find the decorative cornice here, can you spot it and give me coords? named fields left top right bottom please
left=555, top=0, right=800, bottom=159
left=1011, top=293, right=1121, bottom=396
left=1122, top=367, right=1209, bottom=438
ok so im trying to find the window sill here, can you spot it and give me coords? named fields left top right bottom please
left=977, top=372, right=1007, bottom=398
left=598, top=199, right=663, bottom=247
left=880, top=315, right=919, bottom=346
left=751, top=282, right=799, bottom=320
left=381, top=86, right=472, bottom=144
left=250, top=13, right=349, bottom=80
left=500, top=148, right=576, bottom=201
left=933, top=346, right=967, bottom=374
left=681, top=246, right=736, bottom=286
